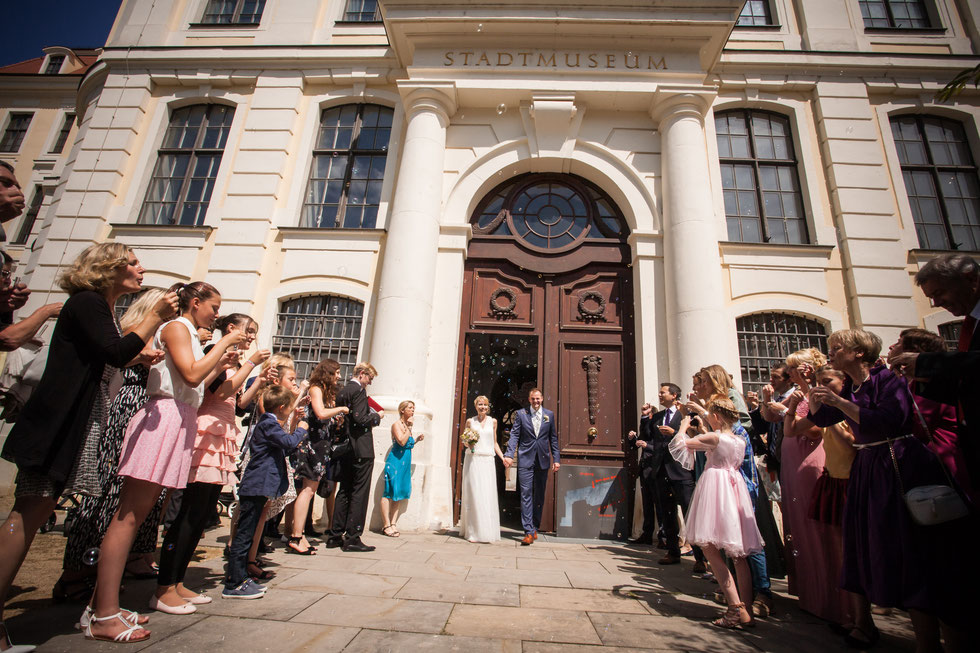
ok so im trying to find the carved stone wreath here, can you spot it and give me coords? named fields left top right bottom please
left=490, top=287, right=518, bottom=317
left=472, top=209, right=510, bottom=235
left=577, top=290, right=607, bottom=320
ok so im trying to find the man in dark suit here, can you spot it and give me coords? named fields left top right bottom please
left=503, top=388, right=560, bottom=545
left=628, top=382, right=704, bottom=566
left=894, top=254, right=980, bottom=488
left=327, top=362, right=382, bottom=552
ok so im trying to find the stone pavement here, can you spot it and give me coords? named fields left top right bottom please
left=9, top=527, right=915, bottom=652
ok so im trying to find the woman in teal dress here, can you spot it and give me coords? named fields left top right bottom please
left=381, top=400, right=424, bottom=536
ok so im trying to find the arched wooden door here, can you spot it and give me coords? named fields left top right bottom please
left=452, top=174, right=637, bottom=538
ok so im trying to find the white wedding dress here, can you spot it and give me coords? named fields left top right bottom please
left=459, top=416, right=501, bottom=543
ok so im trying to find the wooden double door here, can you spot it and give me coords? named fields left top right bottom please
left=452, top=239, right=637, bottom=533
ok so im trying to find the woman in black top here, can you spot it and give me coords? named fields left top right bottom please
left=0, top=243, right=177, bottom=650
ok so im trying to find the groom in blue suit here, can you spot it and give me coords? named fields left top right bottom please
left=503, top=388, right=560, bottom=545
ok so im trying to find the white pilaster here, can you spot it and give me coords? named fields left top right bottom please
left=650, top=88, right=736, bottom=386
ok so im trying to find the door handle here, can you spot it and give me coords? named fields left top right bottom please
left=587, top=427, right=598, bottom=439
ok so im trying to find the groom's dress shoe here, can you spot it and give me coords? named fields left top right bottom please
left=521, top=533, right=534, bottom=546
left=342, top=538, right=376, bottom=553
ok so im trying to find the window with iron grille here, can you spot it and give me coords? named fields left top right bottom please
left=716, top=109, right=808, bottom=244
left=891, top=115, right=980, bottom=251
left=273, top=295, right=364, bottom=381
left=859, top=0, right=931, bottom=29
left=343, top=0, right=381, bottom=22
left=736, top=312, right=828, bottom=394
left=138, top=104, right=235, bottom=226
left=201, top=0, right=266, bottom=24
left=44, top=55, right=65, bottom=74
left=938, top=320, right=963, bottom=350
left=737, top=1, right=774, bottom=26
left=50, top=112, right=75, bottom=154
left=301, top=104, right=392, bottom=229
left=0, top=113, right=33, bottom=153
left=113, top=290, right=145, bottom=324
left=12, top=185, right=51, bottom=245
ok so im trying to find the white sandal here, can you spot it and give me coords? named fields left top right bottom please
left=0, top=620, right=35, bottom=653
left=82, top=611, right=150, bottom=643
left=77, top=605, right=148, bottom=630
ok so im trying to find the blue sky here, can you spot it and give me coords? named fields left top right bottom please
left=0, top=2, right=123, bottom=66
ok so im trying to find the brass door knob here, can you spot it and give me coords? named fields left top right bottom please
left=587, top=427, right=598, bottom=438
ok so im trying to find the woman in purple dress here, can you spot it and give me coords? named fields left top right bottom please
left=808, top=329, right=969, bottom=651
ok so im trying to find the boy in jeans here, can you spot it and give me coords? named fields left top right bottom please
left=224, top=385, right=307, bottom=598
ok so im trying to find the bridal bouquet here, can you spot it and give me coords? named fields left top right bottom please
left=460, top=427, right=480, bottom=451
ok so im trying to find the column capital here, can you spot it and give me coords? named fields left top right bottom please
left=397, top=80, right=458, bottom=122
left=649, top=85, right=718, bottom=127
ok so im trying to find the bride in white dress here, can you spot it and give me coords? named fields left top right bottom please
left=459, top=396, right=504, bottom=543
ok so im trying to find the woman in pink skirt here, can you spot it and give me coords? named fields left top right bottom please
left=152, top=313, right=270, bottom=612
left=674, top=397, right=764, bottom=630
left=87, top=282, right=245, bottom=642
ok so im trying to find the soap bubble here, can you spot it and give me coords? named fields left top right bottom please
left=83, top=547, right=101, bottom=566
left=477, top=23, right=483, bottom=32
left=496, top=103, right=507, bottom=115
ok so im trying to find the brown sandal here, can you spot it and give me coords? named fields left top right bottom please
left=382, top=525, right=400, bottom=538
left=713, top=602, right=754, bottom=629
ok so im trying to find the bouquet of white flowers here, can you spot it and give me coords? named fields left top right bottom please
left=460, top=427, right=480, bottom=451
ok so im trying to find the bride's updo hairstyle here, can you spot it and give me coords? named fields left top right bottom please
left=707, top=397, right=740, bottom=428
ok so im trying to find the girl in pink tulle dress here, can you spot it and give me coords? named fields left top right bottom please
left=672, top=397, right=764, bottom=629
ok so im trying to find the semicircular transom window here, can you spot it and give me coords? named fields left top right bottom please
left=471, top=174, right=627, bottom=251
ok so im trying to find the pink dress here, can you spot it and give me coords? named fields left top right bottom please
left=685, top=432, right=764, bottom=558
left=188, top=370, right=239, bottom=486
left=780, top=397, right=849, bottom=623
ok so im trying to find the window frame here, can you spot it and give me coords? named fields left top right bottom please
left=858, top=0, right=940, bottom=31
left=49, top=112, right=75, bottom=154
left=197, top=0, right=267, bottom=26
left=716, top=108, right=810, bottom=245
left=0, top=113, right=34, bottom=153
left=736, top=312, right=829, bottom=394
left=137, top=103, right=235, bottom=227
left=735, top=0, right=778, bottom=27
left=300, top=103, right=393, bottom=230
left=44, top=55, right=65, bottom=75
left=272, top=294, right=365, bottom=381
left=12, top=185, right=50, bottom=245
left=890, top=114, right=980, bottom=252
left=938, top=320, right=962, bottom=351
left=339, top=0, right=382, bottom=23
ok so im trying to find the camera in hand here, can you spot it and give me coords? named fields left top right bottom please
left=689, top=415, right=700, bottom=428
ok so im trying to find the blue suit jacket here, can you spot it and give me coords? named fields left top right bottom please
left=239, top=412, right=307, bottom=498
left=505, top=407, right=560, bottom=470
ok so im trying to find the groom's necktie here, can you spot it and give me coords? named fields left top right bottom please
left=532, top=410, right=541, bottom=436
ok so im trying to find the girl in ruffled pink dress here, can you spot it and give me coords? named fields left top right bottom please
left=152, top=313, right=270, bottom=612
left=672, top=397, right=765, bottom=629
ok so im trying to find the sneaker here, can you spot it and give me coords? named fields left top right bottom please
left=222, top=578, right=266, bottom=600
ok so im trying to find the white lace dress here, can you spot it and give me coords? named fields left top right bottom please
left=459, top=417, right=501, bottom=543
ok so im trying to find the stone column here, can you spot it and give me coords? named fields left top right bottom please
left=650, top=88, right=735, bottom=385
left=369, top=83, right=456, bottom=406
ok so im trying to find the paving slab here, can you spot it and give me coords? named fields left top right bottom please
left=362, top=559, right=470, bottom=580
left=465, top=566, right=571, bottom=588
left=139, top=615, right=359, bottom=653
left=565, top=570, right=642, bottom=591
left=395, top=577, right=520, bottom=606
left=524, top=644, right=675, bottom=653
left=277, top=568, right=409, bottom=598
left=520, top=587, right=649, bottom=614
left=344, top=629, right=523, bottom=653
left=199, top=587, right=326, bottom=621
left=588, top=611, right=758, bottom=652
left=33, top=612, right=205, bottom=653
left=515, top=558, right=608, bottom=574
left=444, top=604, right=602, bottom=645
left=291, top=594, right=454, bottom=634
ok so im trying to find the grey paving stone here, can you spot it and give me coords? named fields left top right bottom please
left=444, top=604, right=602, bottom=644
left=291, top=594, right=453, bottom=634
left=588, top=611, right=758, bottom=652
left=520, top=586, right=648, bottom=613
left=465, top=566, right=571, bottom=588
left=515, top=558, right=608, bottom=574
left=362, top=559, right=470, bottom=580
left=199, top=587, right=326, bottom=621
left=344, top=629, right=522, bottom=653
left=139, top=615, right=359, bottom=652
left=277, top=568, right=409, bottom=597
left=395, top=577, right=520, bottom=606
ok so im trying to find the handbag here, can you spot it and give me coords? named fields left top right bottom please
left=887, top=390, right=970, bottom=527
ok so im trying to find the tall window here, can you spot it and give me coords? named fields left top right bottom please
left=301, top=104, right=392, bottom=229
left=891, top=115, right=980, bottom=251
left=737, top=312, right=828, bottom=393
left=859, top=1, right=931, bottom=28
left=737, top=1, right=774, bottom=26
left=201, top=0, right=266, bottom=24
left=343, top=0, right=381, bottom=22
left=938, top=321, right=963, bottom=350
left=12, top=185, right=51, bottom=245
left=138, top=104, right=235, bottom=226
left=716, top=109, right=808, bottom=244
left=44, top=55, right=65, bottom=74
left=50, top=112, right=75, bottom=154
left=0, top=113, right=33, bottom=153
left=273, top=295, right=364, bottom=380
